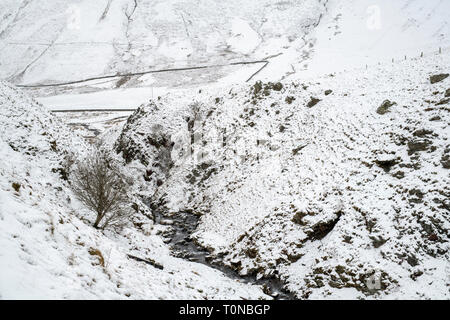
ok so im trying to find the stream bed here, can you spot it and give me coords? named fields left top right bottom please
left=153, top=208, right=296, bottom=300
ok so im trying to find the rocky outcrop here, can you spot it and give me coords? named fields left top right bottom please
left=306, top=97, right=321, bottom=108
left=376, top=100, right=396, bottom=114
left=430, top=73, right=449, bottom=84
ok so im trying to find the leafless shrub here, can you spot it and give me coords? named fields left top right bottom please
left=70, top=146, right=133, bottom=230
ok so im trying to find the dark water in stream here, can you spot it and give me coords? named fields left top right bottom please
left=152, top=208, right=296, bottom=300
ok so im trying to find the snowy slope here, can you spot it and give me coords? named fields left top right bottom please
left=1, top=0, right=448, bottom=90
left=0, top=0, right=326, bottom=86
left=1, top=0, right=445, bottom=115
left=299, top=0, right=450, bottom=78
left=0, top=81, right=269, bottom=299
left=115, top=52, right=449, bottom=299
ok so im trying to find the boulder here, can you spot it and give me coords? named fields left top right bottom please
left=430, top=73, right=449, bottom=84
left=376, top=100, right=396, bottom=115
left=306, top=97, right=321, bottom=108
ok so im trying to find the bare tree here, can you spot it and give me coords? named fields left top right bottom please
left=70, top=147, right=133, bottom=230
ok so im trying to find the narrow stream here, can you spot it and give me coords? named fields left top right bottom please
left=152, top=207, right=296, bottom=300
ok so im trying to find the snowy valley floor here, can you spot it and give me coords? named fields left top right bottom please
left=0, top=52, right=449, bottom=299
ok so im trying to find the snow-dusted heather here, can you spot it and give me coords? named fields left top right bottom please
left=115, top=52, right=449, bottom=299
left=0, top=81, right=269, bottom=299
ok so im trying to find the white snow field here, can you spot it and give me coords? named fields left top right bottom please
left=0, top=0, right=449, bottom=300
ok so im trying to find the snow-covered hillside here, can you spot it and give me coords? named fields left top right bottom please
left=299, top=0, right=450, bottom=77
left=114, top=52, right=449, bottom=299
left=1, top=0, right=448, bottom=91
left=0, top=0, right=326, bottom=86
left=0, top=81, right=269, bottom=299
